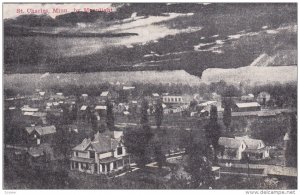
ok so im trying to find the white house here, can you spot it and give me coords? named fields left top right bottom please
left=162, top=95, right=183, bottom=104
left=70, top=130, right=131, bottom=175
left=218, top=136, right=269, bottom=161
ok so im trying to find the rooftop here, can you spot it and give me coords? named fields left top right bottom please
left=235, top=102, right=261, bottom=108
left=100, top=91, right=109, bottom=97
left=26, top=125, right=56, bottom=136
left=218, top=137, right=244, bottom=149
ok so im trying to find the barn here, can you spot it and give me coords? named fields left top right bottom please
left=233, top=102, right=261, bottom=112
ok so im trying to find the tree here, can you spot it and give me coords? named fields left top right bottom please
left=154, top=144, right=166, bottom=168
left=123, top=129, right=152, bottom=168
left=185, top=144, right=215, bottom=189
left=286, top=113, right=297, bottom=167
left=91, top=112, right=99, bottom=132
left=140, top=98, right=149, bottom=127
left=205, top=106, right=221, bottom=158
left=154, top=100, right=164, bottom=129
left=223, top=102, right=232, bottom=131
left=106, top=100, right=115, bottom=131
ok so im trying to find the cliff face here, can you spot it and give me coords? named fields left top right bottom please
left=4, top=3, right=297, bottom=77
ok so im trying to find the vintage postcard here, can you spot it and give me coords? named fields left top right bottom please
left=2, top=2, right=297, bottom=191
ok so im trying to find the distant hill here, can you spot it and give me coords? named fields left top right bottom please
left=4, top=3, right=297, bottom=77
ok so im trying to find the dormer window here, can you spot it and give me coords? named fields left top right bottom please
left=117, top=147, right=123, bottom=155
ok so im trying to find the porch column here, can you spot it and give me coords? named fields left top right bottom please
left=129, top=156, right=131, bottom=165
left=105, top=163, right=107, bottom=173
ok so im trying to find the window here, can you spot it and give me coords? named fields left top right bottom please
left=74, top=151, right=78, bottom=157
left=117, top=147, right=123, bottom=155
left=89, top=151, right=95, bottom=159
left=75, top=162, right=78, bottom=168
left=113, top=162, right=117, bottom=169
left=101, top=164, right=105, bottom=172
left=94, top=164, right=98, bottom=173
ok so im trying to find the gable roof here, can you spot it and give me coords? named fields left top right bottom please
left=91, top=132, right=120, bottom=153
left=235, top=102, right=261, bottom=108
left=21, top=106, right=39, bottom=112
left=218, top=137, right=245, bottom=149
left=95, top=105, right=107, bottom=110
left=73, top=138, right=92, bottom=151
left=283, top=133, right=290, bottom=141
left=25, top=126, right=36, bottom=134
left=80, top=105, right=87, bottom=111
left=235, top=136, right=265, bottom=150
left=26, top=125, right=56, bottom=135
left=34, top=126, right=56, bottom=136
left=123, top=86, right=135, bottom=90
left=72, top=132, right=121, bottom=153
left=100, top=91, right=109, bottom=97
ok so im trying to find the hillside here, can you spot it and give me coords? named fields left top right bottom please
left=4, top=3, right=297, bottom=77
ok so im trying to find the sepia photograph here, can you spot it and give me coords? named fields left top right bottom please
left=2, top=2, right=298, bottom=191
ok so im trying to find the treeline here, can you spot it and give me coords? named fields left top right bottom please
left=4, top=80, right=297, bottom=108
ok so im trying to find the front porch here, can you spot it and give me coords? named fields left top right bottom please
left=70, top=155, right=131, bottom=175
left=97, top=155, right=131, bottom=175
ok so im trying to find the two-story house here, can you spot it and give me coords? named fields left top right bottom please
left=70, top=130, right=131, bottom=175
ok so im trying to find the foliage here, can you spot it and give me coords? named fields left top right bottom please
left=286, top=113, right=297, bottom=167
left=106, top=100, right=115, bottom=131
left=123, top=128, right=153, bottom=167
left=205, top=105, right=222, bottom=151
left=223, top=102, right=232, bottom=131
left=154, top=101, right=164, bottom=128
left=140, top=99, right=149, bottom=126
left=250, top=115, right=288, bottom=145
left=185, top=144, right=215, bottom=189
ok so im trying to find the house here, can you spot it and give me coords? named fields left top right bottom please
left=218, top=137, right=247, bottom=160
left=70, top=130, right=131, bottom=175
left=100, top=91, right=110, bottom=98
left=95, top=105, right=107, bottom=117
left=241, top=94, right=255, bottom=102
left=21, top=105, right=39, bottom=113
left=197, top=101, right=218, bottom=112
left=218, top=136, right=269, bottom=161
left=122, top=86, right=135, bottom=90
left=50, top=93, right=65, bottom=101
left=162, top=95, right=183, bottom=104
left=235, top=136, right=269, bottom=160
left=23, top=112, right=47, bottom=125
left=25, top=125, right=57, bottom=145
left=100, top=90, right=118, bottom=102
left=232, top=102, right=261, bottom=112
